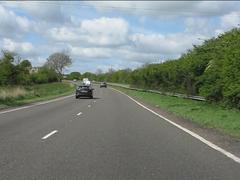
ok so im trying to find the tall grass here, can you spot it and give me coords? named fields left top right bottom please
left=0, top=82, right=75, bottom=108
left=0, top=86, right=27, bottom=99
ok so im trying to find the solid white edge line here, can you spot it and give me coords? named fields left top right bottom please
left=77, top=112, right=82, bottom=116
left=0, top=94, right=74, bottom=115
left=111, top=87, right=240, bottom=164
left=41, top=130, right=58, bottom=140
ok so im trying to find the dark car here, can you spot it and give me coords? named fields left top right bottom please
left=100, top=82, right=107, bottom=88
left=76, top=85, right=93, bottom=99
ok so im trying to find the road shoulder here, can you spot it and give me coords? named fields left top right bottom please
left=112, top=87, right=240, bottom=161
left=0, top=94, right=74, bottom=115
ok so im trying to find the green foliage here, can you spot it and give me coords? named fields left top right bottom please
left=0, top=82, right=74, bottom=108
left=95, top=28, right=240, bottom=109
left=66, top=72, right=81, bottom=80
left=95, top=69, right=132, bottom=84
left=82, top=72, right=97, bottom=81
left=199, top=28, right=240, bottom=108
left=0, top=51, right=59, bottom=86
left=15, top=60, right=32, bottom=85
left=31, top=66, right=58, bottom=84
left=0, top=51, right=16, bottom=85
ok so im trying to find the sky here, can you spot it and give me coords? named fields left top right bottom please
left=0, top=1, right=240, bottom=73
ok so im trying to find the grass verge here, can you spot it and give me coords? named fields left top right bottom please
left=114, top=86, right=240, bottom=138
left=0, top=82, right=75, bottom=109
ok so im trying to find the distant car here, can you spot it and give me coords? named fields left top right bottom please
left=76, top=85, right=94, bottom=99
left=73, top=79, right=77, bottom=82
left=83, top=80, right=91, bottom=86
left=100, top=82, right=107, bottom=88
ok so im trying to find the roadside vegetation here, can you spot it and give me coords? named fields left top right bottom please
left=94, top=28, right=240, bottom=109
left=0, top=50, right=74, bottom=109
left=64, top=71, right=97, bottom=82
left=0, top=82, right=75, bottom=109
left=116, top=87, right=240, bottom=138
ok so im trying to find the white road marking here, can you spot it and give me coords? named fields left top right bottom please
left=88, top=105, right=91, bottom=107
left=41, top=130, right=58, bottom=140
left=93, top=100, right=96, bottom=103
left=0, top=94, right=74, bottom=115
left=77, top=112, right=82, bottom=116
left=111, top=88, right=240, bottom=164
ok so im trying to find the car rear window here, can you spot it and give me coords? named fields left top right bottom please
left=78, top=86, right=89, bottom=89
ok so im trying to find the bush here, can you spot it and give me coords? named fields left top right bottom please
left=31, top=67, right=58, bottom=84
left=66, top=72, right=81, bottom=80
left=95, top=28, right=240, bottom=109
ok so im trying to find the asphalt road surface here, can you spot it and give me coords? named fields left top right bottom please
left=0, top=86, right=239, bottom=180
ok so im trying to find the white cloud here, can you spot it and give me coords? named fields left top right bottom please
left=2, top=38, right=34, bottom=54
left=1, top=1, right=240, bottom=72
left=130, top=33, right=201, bottom=55
left=69, top=46, right=112, bottom=59
left=184, top=17, right=212, bottom=35
left=116, top=47, right=158, bottom=63
left=87, top=1, right=240, bottom=18
left=0, top=5, right=32, bottom=39
left=48, top=17, right=129, bottom=47
left=46, top=15, right=206, bottom=64
left=3, top=1, right=69, bottom=23
left=81, top=17, right=129, bottom=46
left=214, top=11, right=240, bottom=36
left=48, top=27, right=79, bottom=42
left=220, top=11, right=240, bottom=30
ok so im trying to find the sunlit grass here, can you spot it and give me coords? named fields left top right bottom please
left=0, top=82, right=75, bottom=108
left=0, top=86, right=27, bottom=99
left=116, top=87, right=240, bottom=138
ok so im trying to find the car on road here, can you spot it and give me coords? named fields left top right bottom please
left=100, top=82, right=107, bottom=88
left=76, top=85, right=94, bottom=99
left=82, top=78, right=91, bottom=86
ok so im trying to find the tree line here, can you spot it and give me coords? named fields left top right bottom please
left=0, top=51, right=72, bottom=86
left=93, top=28, right=240, bottom=109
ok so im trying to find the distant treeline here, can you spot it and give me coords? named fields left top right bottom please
left=92, top=28, right=240, bottom=109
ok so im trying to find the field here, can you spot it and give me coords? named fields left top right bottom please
left=115, top=87, right=240, bottom=138
left=0, top=82, right=75, bottom=109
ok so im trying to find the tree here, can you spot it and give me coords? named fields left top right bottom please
left=0, top=50, right=16, bottom=85
left=82, top=72, right=96, bottom=81
left=67, top=72, right=81, bottom=80
left=45, top=52, right=72, bottom=81
left=31, top=66, right=58, bottom=84
left=16, top=60, right=32, bottom=85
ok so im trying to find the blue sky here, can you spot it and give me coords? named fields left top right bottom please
left=0, top=1, right=240, bottom=73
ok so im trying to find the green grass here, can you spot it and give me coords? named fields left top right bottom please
left=0, top=82, right=75, bottom=108
left=115, top=87, right=240, bottom=138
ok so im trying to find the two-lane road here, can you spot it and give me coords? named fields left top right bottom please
left=0, top=86, right=239, bottom=179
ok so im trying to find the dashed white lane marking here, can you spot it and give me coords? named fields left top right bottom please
left=77, top=112, right=82, bottom=116
left=0, top=94, right=74, bottom=115
left=111, top=87, right=240, bottom=164
left=41, top=130, right=58, bottom=140
left=93, top=100, right=96, bottom=103
left=88, top=105, right=91, bottom=108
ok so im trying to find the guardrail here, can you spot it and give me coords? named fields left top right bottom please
left=107, top=82, right=206, bottom=101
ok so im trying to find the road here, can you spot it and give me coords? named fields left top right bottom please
left=0, top=86, right=239, bottom=180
